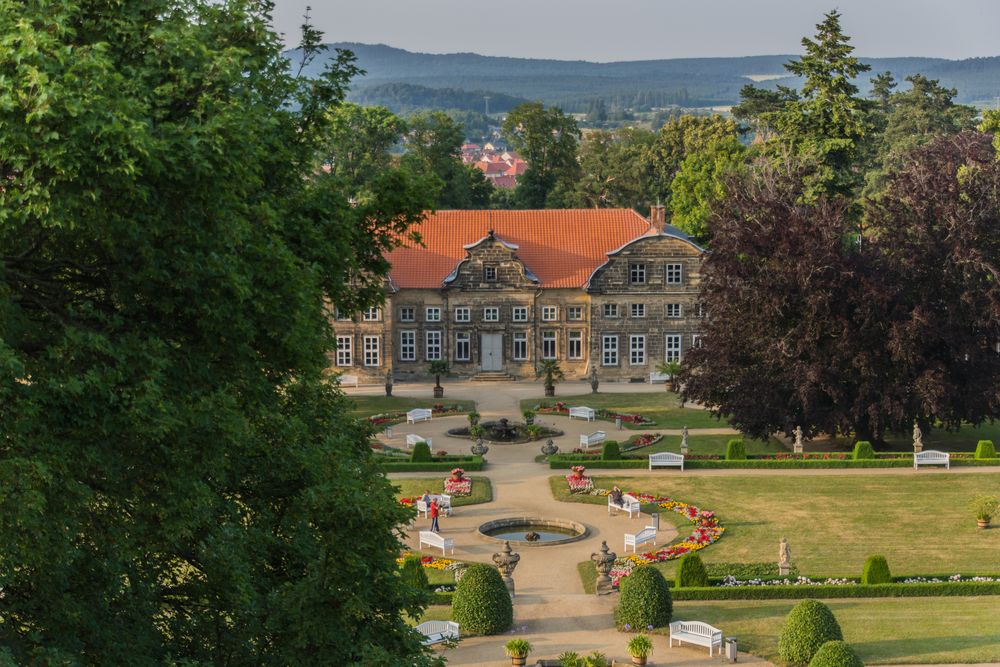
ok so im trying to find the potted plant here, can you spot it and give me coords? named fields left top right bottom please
left=626, top=634, right=653, bottom=666
left=970, top=494, right=999, bottom=529
left=467, top=410, right=481, bottom=427
left=504, top=638, right=533, bottom=666
left=469, top=424, right=484, bottom=440
left=429, top=360, right=449, bottom=398
left=655, top=360, right=682, bottom=392
left=536, top=359, right=564, bottom=397
left=522, top=409, right=535, bottom=426
left=525, top=423, right=541, bottom=440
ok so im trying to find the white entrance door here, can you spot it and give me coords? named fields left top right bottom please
left=481, top=333, right=503, bottom=371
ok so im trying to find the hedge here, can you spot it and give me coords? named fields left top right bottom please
left=808, top=640, right=864, bottom=667
left=410, top=441, right=432, bottom=462
left=852, top=440, right=875, bottom=460
left=668, top=580, right=1000, bottom=600
left=381, top=456, right=484, bottom=472
left=861, top=555, right=892, bottom=585
left=725, top=439, right=747, bottom=460
left=778, top=600, right=842, bottom=666
left=602, top=440, right=622, bottom=460
left=615, top=565, right=672, bottom=630
left=976, top=440, right=997, bottom=459
left=452, top=563, right=513, bottom=635
left=548, top=457, right=1000, bottom=470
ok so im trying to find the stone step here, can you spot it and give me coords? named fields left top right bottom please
left=472, top=371, right=516, bottom=382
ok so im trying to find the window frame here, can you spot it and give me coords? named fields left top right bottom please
left=665, top=334, right=682, bottom=363
left=602, top=334, right=618, bottom=366
left=541, top=306, right=558, bottom=322
left=512, top=306, right=529, bottom=322
left=336, top=335, right=353, bottom=366
left=363, top=335, right=380, bottom=367
left=399, top=330, right=416, bottom=362
left=425, top=306, right=441, bottom=322
left=512, top=332, right=529, bottom=360
left=603, top=303, right=619, bottom=319
left=454, top=306, right=470, bottom=323
left=425, top=330, right=442, bottom=361
left=567, top=305, right=584, bottom=321
left=630, top=263, right=647, bottom=285
left=568, top=331, right=583, bottom=360
left=542, top=331, right=558, bottom=360
left=630, top=334, right=646, bottom=365
left=630, top=303, right=646, bottom=319
left=362, top=307, right=382, bottom=322
left=455, top=332, right=471, bottom=361
left=484, top=266, right=497, bottom=282
left=665, top=303, right=682, bottom=318
left=665, top=263, right=683, bottom=285
left=483, top=306, right=500, bottom=322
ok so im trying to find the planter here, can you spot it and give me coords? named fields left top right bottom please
left=544, top=386, right=555, bottom=397
left=433, top=386, right=444, bottom=398
left=631, top=658, right=648, bottom=666
left=978, top=519, right=991, bottom=529
left=510, top=658, right=527, bottom=667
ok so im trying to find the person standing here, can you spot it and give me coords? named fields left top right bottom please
left=429, top=499, right=440, bottom=533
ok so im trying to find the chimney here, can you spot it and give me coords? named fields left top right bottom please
left=649, top=204, right=666, bottom=233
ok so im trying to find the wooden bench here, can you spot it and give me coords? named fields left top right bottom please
left=569, top=406, right=596, bottom=421
left=649, top=452, right=685, bottom=471
left=669, top=620, right=723, bottom=656
left=914, top=450, right=950, bottom=469
left=416, top=620, right=460, bottom=646
left=419, top=530, right=454, bottom=556
left=407, top=408, right=433, bottom=424
left=338, top=373, right=359, bottom=387
left=648, top=371, right=670, bottom=384
left=609, top=493, right=641, bottom=518
left=580, top=430, right=606, bottom=448
left=416, top=494, right=452, bottom=518
left=624, top=525, right=657, bottom=553
left=406, top=434, right=432, bottom=449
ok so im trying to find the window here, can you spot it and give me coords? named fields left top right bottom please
left=665, top=303, right=682, bottom=318
left=603, top=303, right=619, bottom=318
left=568, top=305, right=584, bottom=321
left=334, top=308, right=351, bottom=321
left=454, top=307, right=470, bottom=323
left=665, top=334, right=682, bottom=363
left=568, top=331, right=583, bottom=359
left=399, top=306, right=415, bottom=322
left=630, top=335, right=646, bottom=365
left=542, top=306, right=558, bottom=321
left=363, top=336, right=380, bottom=366
left=483, top=307, right=499, bottom=322
left=665, top=263, right=683, bottom=285
left=512, top=306, right=528, bottom=322
left=630, top=263, right=646, bottom=284
left=399, top=330, right=416, bottom=361
left=425, top=331, right=442, bottom=360
left=336, top=336, right=352, bottom=366
left=692, top=334, right=702, bottom=349
left=484, top=266, right=497, bottom=282
left=694, top=302, right=707, bottom=319
left=425, top=307, right=441, bottom=322
left=513, top=332, right=528, bottom=360
left=542, top=331, right=557, bottom=359
left=362, top=307, right=381, bottom=322
left=631, top=303, right=645, bottom=318
left=455, top=333, right=471, bottom=361
left=602, top=335, right=618, bottom=366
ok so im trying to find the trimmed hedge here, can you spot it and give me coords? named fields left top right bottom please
left=676, top=553, right=709, bottom=588
left=976, top=440, right=997, bottom=459
left=400, top=555, right=429, bottom=592
left=602, top=440, right=622, bottom=460
left=451, top=563, right=512, bottom=635
left=615, top=565, right=672, bottom=630
left=381, top=456, right=484, bottom=472
left=410, top=441, right=432, bottom=462
left=808, top=640, right=864, bottom=667
left=778, top=600, right=843, bottom=666
left=725, top=439, right=747, bottom=460
left=668, top=580, right=1000, bottom=600
left=852, top=440, right=875, bottom=460
left=861, top=555, right=892, bottom=585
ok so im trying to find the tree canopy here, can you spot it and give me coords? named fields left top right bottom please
left=502, top=102, right=581, bottom=208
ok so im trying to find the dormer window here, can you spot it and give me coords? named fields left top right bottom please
left=484, top=266, right=497, bottom=282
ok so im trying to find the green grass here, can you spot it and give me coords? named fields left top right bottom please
left=629, top=434, right=784, bottom=456
left=405, top=605, right=452, bottom=627
left=393, top=477, right=493, bottom=507
left=670, top=597, right=1000, bottom=664
left=820, top=422, right=1000, bottom=453
left=347, top=395, right=475, bottom=418
left=522, top=392, right=731, bottom=430
left=552, top=474, right=1000, bottom=578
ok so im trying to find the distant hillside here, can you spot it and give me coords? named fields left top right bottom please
left=350, top=82, right=528, bottom=114
left=285, top=43, right=1000, bottom=111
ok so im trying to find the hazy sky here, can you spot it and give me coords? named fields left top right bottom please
left=271, top=1, right=999, bottom=61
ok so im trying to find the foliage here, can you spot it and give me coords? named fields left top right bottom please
left=402, top=111, right=492, bottom=209
left=706, top=562, right=799, bottom=579
left=0, top=2, right=440, bottom=665
left=676, top=553, right=709, bottom=587
left=614, top=565, right=673, bottom=630
left=725, top=439, right=747, bottom=460
left=649, top=115, right=742, bottom=208
left=861, top=555, right=892, bottom=585
left=429, top=360, right=450, bottom=386
left=601, top=440, right=622, bottom=460
left=352, top=82, right=528, bottom=115
left=626, top=634, right=654, bottom=659
left=536, top=359, right=566, bottom=388
left=504, top=638, right=533, bottom=658
left=670, top=133, right=746, bottom=244
left=467, top=411, right=481, bottom=426
left=808, top=640, right=864, bottom=667
left=567, top=127, right=658, bottom=210
left=325, top=102, right=407, bottom=191
left=400, top=555, right=430, bottom=593
left=975, top=440, right=996, bottom=459
left=523, top=409, right=536, bottom=424
left=778, top=600, right=844, bottom=666
left=558, top=651, right=583, bottom=667
left=452, top=564, right=513, bottom=635
left=969, top=495, right=1000, bottom=521
left=852, top=441, right=875, bottom=460
left=502, top=102, right=581, bottom=207
left=411, top=442, right=433, bottom=462
left=655, top=360, right=683, bottom=392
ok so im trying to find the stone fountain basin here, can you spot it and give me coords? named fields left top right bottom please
left=478, top=516, right=588, bottom=547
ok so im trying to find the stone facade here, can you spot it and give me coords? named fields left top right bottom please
left=330, top=210, right=705, bottom=383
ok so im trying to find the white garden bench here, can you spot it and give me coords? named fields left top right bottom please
left=419, top=530, right=455, bottom=556
left=338, top=373, right=359, bottom=387
left=416, top=620, right=460, bottom=646
left=406, top=434, right=432, bottom=449
left=407, top=408, right=433, bottom=424
left=624, top=525, right=657, bottom=553
left=609, top=493, right=641, bottom=518
left=569, top=406, right=596, bottom=421
left=580, top=430, right=607, bottom=448
left=648, top=371, right=670, bottom=384
left=914, top=450, right=950, bottom=469
left=416, top=494, right=452, bottom=518
left=649, top=452, right=685, bottom=471
left=669, top=620, right=723, bottom=656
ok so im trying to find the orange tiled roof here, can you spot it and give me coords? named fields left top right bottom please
left=387, top=209, right=653, bottom=289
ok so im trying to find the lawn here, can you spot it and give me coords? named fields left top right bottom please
left=522, top=392, right=733, bottom=430
left=347, top=395, right=475, bottom=418
left=820, top=421, right=1000, bottom=453
left=393, top=477, right=493, bottom=507
left=405, top=605, right=452, bottom=627
left=671, top=597, right=1000, bottom=664
left=629, top=434, right=785, bottom=456
left=552, top=473, right=1000, bottom=578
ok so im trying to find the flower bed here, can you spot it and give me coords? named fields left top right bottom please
left=396, top=552, right=463, bottom=571
left=566, top=465, right=594, bottom=492
left=621, top=433, right=663, bottom=452
left=535, top=402, right=654, bottom=426
left=444, top=468, right=472, bottom=495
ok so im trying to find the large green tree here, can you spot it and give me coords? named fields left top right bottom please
left=325, top=102, right=407, bottom=191
left=669, top=133, right=746, bottom=244
left=567, top=127, right=657, bottom=210
left=648, top=114, right=741, bottom=208
left=502, top=102, right=581, bottom=208
left=403, top=111, right=492, bottom=209
left=0, top=1, right=436, bottom=664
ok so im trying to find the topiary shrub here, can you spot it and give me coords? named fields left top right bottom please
left=808, top=640, right=864, bottom=667
left=451, top=563, right=512, bottom=635
left=778, top=599, right=843, bottom=666
left=410, top=441, right=432, bottom=462
left=976, top=440, right=996, bottom=459
left=614, top=565, right=672, bottom=630
left=725, top=439, right=746, bottom=460
left=861, top=554, right=891, bottom=585
left=399, top=554, right=428, bottom=592
left=676, top=553, right=709, bottom=588
left=602, top=440, right=622, bottom=460
left=852, top=440, right=875, bottom=460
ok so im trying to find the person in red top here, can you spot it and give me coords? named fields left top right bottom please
left=429, top=499, right=440, bottom=533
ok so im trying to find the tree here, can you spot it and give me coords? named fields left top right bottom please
left=403, top=111, right=492, bottom=209
left=568, top=127, right=658, bottom=210
left=502, top=102, right=581, bottom=208
left=536, top=359, right=565, bottom=396
left=325, top=102, right=407, bottom=191
left=730, top=83, right=799, bottom=135
left=649, top=114, right=741, bottom=208
left=669, top=134, right=746, bottom=244
left=0, top=2, right=437, bottom=664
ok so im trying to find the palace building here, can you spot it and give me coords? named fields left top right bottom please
left=331, top=207, right=706, bottom=382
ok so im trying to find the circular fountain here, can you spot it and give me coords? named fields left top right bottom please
left=448, top=418, right=563, bottom=444
left=478, top=517, right=588, bottom=547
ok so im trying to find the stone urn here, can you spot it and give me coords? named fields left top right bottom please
left=590, top=540, right=617, bottom=595
left=540, top=439, right=558, bottom=458
left=450, top=469, right=465, bottom=482
left=471, top=438, right=489, bottom=458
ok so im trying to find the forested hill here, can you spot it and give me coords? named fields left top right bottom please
left=286, top=42, right=1000, bottom=112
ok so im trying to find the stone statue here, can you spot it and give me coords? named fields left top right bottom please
left=680, top=426, right=689, bottom=456
left=779, top=537, right=791, bottom=576
left=793, top=425, right=803, bottom=454
left=589, top=366, right=599, bottom=394
left=384, top=368, right=393, bottom=397
left=913, top=420, right=923, bottom=453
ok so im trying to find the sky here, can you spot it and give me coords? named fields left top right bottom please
left=271, top=0, right=1000, bottom=61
